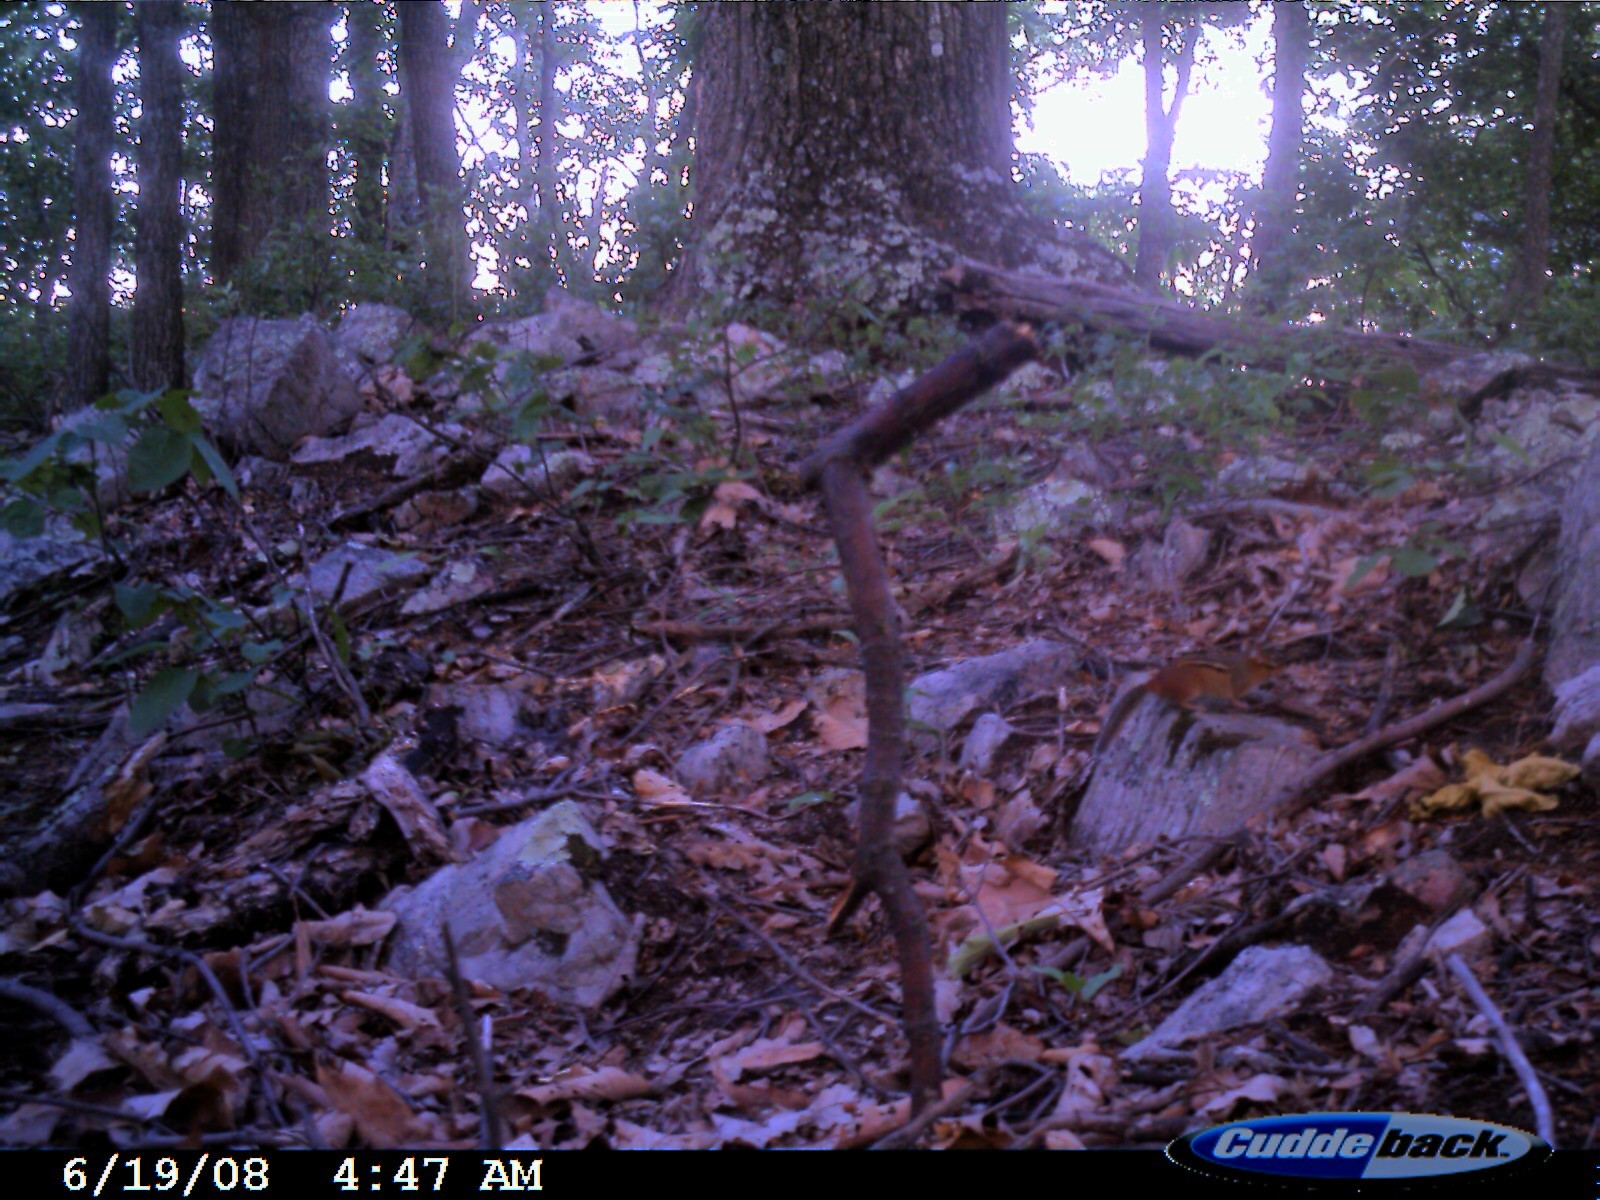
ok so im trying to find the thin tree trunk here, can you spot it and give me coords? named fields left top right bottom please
left=1502, top=2, right=1567, bottom=318
left=60, top=1, right=117, bottom=411
left=1134, top=8, right=1195, bottom=290
left=535, top=2, right=560, bottom=251
left=344, top=0, right=388, bottom=249
left=132, top=0, right=186, bottom=393
left=501, top=11, right=528, bottom=278
left=1251, top=0, right=1311, bottom=314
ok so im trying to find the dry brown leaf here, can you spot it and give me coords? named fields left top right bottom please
left=315, top=1054, right=426, bottom=1148
left=49, top=1038, right=117, bottom=1092
left=341, top=990, right=442, bottom=1032
left=632, top=768, right=694, bottom=805
left=699, top=480, right=765, bottom=531
left=742, top=698, right=807, bottom=734
left=1332, top=554, right=1390, bottom=595
left=811, top=674, right=868, bottom=750
left=361, top=752, right=455, bottom=866
left=950, top=1024, right=1046, bottom=1070
left=1087, top=537, right=1126, bottom=568
left=517, top=1065, right=658, bottom=1105
left=0, top=1102, right=62, bottom=1145
left=297, top=907, right=397, bottom=948
left=1197, top=1072, right=1289, bottom=1117
left=1352, top=756, right=1449, bottom=807
left=716, top=1037, right=826, bottom=1083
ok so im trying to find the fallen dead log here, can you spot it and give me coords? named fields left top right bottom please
left=943, top=260, right=1600, bottom=394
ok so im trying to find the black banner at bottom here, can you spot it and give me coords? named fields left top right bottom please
left=5, top=1149, right=1600, bottom=1198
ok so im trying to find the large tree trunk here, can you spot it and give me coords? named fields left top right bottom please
left=343, top=0, right=389, bottom=250
left=676, top=3, right=1124, bottom=313
left=131, top=0, right=186, bottom=394
left=1502, top=2, right=1567, bottom=319
left=60, top=1, right=117, bottom=411
left=210, top=2, right=329, bottom=288
left=396, top=0, right=469, bottom=314
left=1251, top=0, right=1311, bottom=314
left=1134, top=6, right=1196, bottom=290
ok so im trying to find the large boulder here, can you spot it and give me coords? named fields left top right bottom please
left=193, top=316, right=365, bottom=459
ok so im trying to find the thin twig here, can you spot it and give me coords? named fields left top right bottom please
left=0, top=978, right=95, bottom=1039
left=1442, top=952, right=1556, bottom=1146
left=442, top=921, right=503, bottom=1150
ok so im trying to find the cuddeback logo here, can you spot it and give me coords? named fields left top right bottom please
left=1167, top=1113, right=1550, bottom=1188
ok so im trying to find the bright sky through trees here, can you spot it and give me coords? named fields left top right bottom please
left=1018, top=11, right=1273, bottom=188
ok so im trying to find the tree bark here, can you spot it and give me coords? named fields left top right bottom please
left=60, top=1, right=117, bottom=411
left=535, top=2, right=560, bottom=249
left=131, top=0, right=186, bottom=394
left=1502, top=2, right=1567, bottom=318
left=676, top=2, right=1124, bottom=313
left=1251, top=0, right=1311, bottom=313
left=1134, top=6, right=1196, bottom=290
left=210, top=2, right=330, bottom=288
left=343, top=0, right=389, bottom=249
left=397, top=0, right=469, bottom=314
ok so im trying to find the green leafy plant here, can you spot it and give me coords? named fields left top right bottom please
left=1, top=387, right=235, bottom=542
left=0, top=388, right=297, bottom=740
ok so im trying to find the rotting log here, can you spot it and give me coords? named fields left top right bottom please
left=801, top=321, right=1037, bottom=1113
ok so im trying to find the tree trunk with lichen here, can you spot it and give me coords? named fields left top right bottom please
left=675, top=3, right=1125, bottom=315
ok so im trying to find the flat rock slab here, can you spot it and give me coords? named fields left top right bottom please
left=1073, top=698, right=1319, bottom=856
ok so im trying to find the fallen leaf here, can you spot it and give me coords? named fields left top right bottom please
left=518, top=1066, right=658, bottom=1105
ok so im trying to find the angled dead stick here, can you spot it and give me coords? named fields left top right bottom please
left=802, top=322, right=1037, bottom=1114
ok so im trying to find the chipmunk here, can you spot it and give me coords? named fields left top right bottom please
left=1091, top=652, right=1279, bottom=758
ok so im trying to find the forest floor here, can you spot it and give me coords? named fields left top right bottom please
left=1, top=327, right=1597, bottom=1150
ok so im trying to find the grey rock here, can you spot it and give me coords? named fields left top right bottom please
left=401, top=559, right=496, bottom=617
left=193, top=316, right=365, bottom=459
left=335, top=303, right=422, bottom=365
left=908, top=640, right=1081, bottom=742
left=676, top=724, right=771, bottom=795
left=1074, top=701, right=1319, bottom=856
left=542, top=286, right=641, bottom=361
left=1124, top=945, right=1333, bottom=1059
left=305, top=543, right=431, bottom=606
left=382, top=801, right=638, bottom=1007
left=1550, top=663, right=1600, bottom=752
left=1546, top=434, right=1600, bottom=688
left=1419, top=350, right=1535, bottom=409
left=422, top=679, right=538, bottom=748
left=0, top=529, right=97, bottom=610
left=959, top=713, right=1016, bottom=774
left=481, top=446, right=593, bottom=499
left=1000, top=476, right=1112, bottom=534
left=291, top=413, right=456, bottom=477
left=469, top=312, right=585, bottom=370
left=1217, top=454, right=1316, bottom=495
